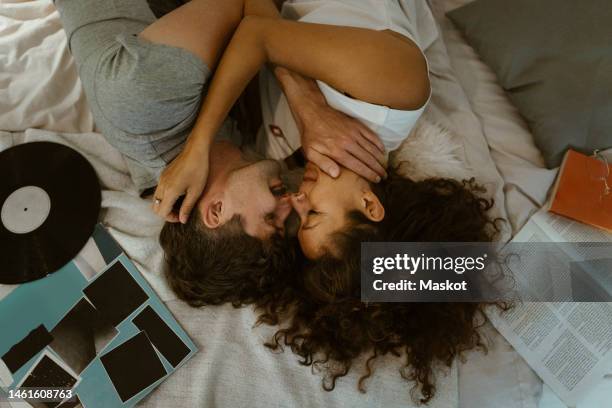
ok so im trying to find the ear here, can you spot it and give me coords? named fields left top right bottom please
left=202, top=199, right=224, bottom=229
left=361, top=191, right=385, bottom=222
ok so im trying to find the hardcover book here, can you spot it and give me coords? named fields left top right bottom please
left=548, top=149, right=612, bottom=232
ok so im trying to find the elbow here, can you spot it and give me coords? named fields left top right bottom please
left=413, top=74, right=431, bottom=110
left=384, top=40, right=431, bottom=110
left=395, top=55, right=431, bottom=111
left=401, top=76, right=430, bottom=110
left=384, top=73, right=430, bottom=111
left=237, top=15, right=275, bottom=59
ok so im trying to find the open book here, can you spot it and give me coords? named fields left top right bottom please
left=486, top=208, right=612, bottom=406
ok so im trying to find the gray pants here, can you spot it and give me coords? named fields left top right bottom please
left=55, top=0, right=222, bottom=191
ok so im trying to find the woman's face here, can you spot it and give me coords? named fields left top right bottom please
left=290, top=163, right=385, bottom=259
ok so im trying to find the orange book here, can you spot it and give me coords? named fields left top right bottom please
left=548, top=150, right=612, bottom=233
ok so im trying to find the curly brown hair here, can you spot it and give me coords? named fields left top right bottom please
left=159, top=173, right=505, bottom=404
left=258, top=174, right=503, bottom=404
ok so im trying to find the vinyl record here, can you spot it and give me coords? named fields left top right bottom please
left=0, top=142, right=101, bottom=284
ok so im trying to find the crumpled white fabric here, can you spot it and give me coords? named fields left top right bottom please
left=0, top=118, right=461, bottom=408
left=0, top=0, right=94, bottom=133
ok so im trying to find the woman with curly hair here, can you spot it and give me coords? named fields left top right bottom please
left=277, top=165, right=501, bottom=404
left=163, top=156, right=502, bottom=403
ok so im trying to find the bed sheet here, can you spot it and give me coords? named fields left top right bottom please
left=0, top=0, right=94, bottom=133
left=429, top=0, right=560, bottom=407
left=432, top=0, right=558, bottom=235
left=0, top=2, right=463, bottom=406
left=432, top=1, right=612, bottom=407
left=0, top=0, right=552, bottom=406
left=0, top=129, right=460, bottom=405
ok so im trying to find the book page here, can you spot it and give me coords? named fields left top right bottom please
left=533, top=210, right=612, bottom=244
left=488, top=302, right=612, bottom=406
left=488, top=209, right=612, bottom=406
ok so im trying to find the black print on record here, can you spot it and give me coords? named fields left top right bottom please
left=132, top=305, right=190, bottom=367
left=100, top=331, right=167, bottom=402
left=2, top=324, right=53, bottom=374
left=20, top=354, right=78, bottom=408
left=82, top=261, right=148, bottom=327
left=49, top=298, right=117, bottom=374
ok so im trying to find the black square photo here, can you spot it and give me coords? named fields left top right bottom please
left=100, top=331, right=167, bottom=402
left=82, top=261, right=148, bottom=327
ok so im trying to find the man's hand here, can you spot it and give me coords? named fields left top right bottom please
left=274, top=66, right=387, bottom=182
left=152, top=139, right=210, bottom=224
left=299, top=103, right=387, bottom=182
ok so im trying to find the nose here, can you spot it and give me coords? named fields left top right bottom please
left=273, top=195, right=292, bottom=230
left=290, top=192, right=311, bottom=224
left=302, top=163, right=319, bottom=182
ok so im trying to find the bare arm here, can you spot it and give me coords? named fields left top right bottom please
left=189, top=16, right=429, bottom=150
left=155, top=7, right=429, bottom=222
left=250, top=0, right=390, bottom=180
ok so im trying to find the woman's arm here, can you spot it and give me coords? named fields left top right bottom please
left=156, top=12, right=429, bottom=222
left=189, top=16, right=429, bottom=149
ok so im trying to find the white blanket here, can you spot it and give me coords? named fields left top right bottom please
left=433, top=2, right=612, bottom=407
left=0, top=0, right=94, bottom=133
left=0, top=0, right=558, bottom=407
left=1, top=127, right=461, bottom=407
left=0, top=2, right=461, bottom=406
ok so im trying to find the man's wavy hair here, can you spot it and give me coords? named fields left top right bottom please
left=259, top=173, right=504, bottom=405
left=159, top=211, right=298, bottom=308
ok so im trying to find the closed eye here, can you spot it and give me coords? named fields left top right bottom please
left=271, top=185, right=287, bottom=196
left=302, top=210, right=321, bottom=230
left=264, top=212, right=275, bottom=224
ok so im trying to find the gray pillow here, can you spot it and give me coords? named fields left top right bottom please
left=447, top=0, right=612, bottom=168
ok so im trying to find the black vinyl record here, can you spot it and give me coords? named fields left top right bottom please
left=0, top=142, right=101, bottom=284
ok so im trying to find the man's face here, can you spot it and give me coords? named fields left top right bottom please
left=225, top=159, right=292, bottom=240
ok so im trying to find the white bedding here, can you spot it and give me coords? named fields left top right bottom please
left=434, top=2, right=612, bottom=407
left=0, top=0, right=94, bottom=133
left=429, top=1, right=549, bottom=406
left=0, top=0, right=569, bottom=407
left=432, top=0, right=558, bottom=233
left=0, top=132, right=460, bottom=406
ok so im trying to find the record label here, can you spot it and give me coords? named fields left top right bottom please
left=1, top=186, right=51, bottom=234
